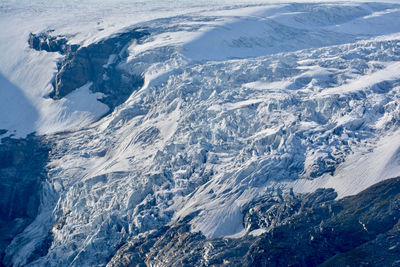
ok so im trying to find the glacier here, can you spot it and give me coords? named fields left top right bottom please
left=1, top=0, right=400, bottom=266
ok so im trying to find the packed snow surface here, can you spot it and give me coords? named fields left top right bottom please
left=2, top=1, right=400, bottom=266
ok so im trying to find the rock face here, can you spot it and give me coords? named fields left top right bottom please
left=0, top=135, right=51, bottom=264
left=243, top=188, right=337, bottom=233
left=4, top=2, right=399, bottom=266
left=29, top=29, right=149, bottom=111
left=243, top=177, right=400, bottom=266
left=107, top=177, right=400, bottom=266
left=28, top=31, right=77, bottom=54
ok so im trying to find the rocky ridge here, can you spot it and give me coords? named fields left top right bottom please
left=108, top=177, right=400, bottom=266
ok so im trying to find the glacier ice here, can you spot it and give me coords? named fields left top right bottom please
left=1, top=1, right=400, bottom=266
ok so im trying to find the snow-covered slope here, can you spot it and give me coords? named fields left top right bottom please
left=1, top=1, right=400, bottom=266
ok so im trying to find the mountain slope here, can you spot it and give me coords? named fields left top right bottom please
left=107, top=176, right=400, bottom=266
left=1, top=1, right=400, bottom=266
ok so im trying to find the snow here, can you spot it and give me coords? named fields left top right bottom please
left=249, top=228, right=267, bottom=237
left=321, top=61, right=400, bottom=96
left=329, top=7, right=400, bottom=35
left=243, top=80, right=292, bottom=91
left=35, top=83, right=109, bottom=135
left=207, top=99, right=264, bottom=112
left=0, top=12, right=109, bottom=138
left=1, top=1, right=399, bottom=137
left=2, top=1, right=400, bottom=265
left=292, top=129, right=400, bottom=198
left=0, top=73, right=38, bottom=137
left=181, top=2, right=400, bottom=62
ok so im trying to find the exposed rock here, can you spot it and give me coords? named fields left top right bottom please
left=12, top=3, right=400, bottom=266
left=107, top=177, right=400, bottom=267
left=106, top=227, right=168, bottom=267
left=28, top=31, right=77, bottom=54
left=0, top=135, right=51, bottom=264
left=321, top=230, right=400, bottom=266
left=244, top=177, right=400, bottom=266
left=29, top=29, right=149, bottom=112
left=243, top=188, right=337, bottom=232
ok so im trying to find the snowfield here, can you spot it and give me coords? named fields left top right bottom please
left=1, top=0, right=400, bottom=266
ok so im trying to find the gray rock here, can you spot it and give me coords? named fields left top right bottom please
left=29, top=29, right=150, bottom=113
left=106, top=177, right=400, bottom=267
left=0, top=135, right=51, bottom=265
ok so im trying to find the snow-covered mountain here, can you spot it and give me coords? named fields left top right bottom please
left=1, top=1, right=400, bottom=266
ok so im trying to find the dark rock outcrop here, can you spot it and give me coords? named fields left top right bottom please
left=28, top=31, right=77, bottom=54
left=245, top=177, right=400, bottom=266
left=107, top=177, right=400, bottom=267
left=29, top=29, right=149, bottom=112
left=243, top=187, right=337, bottom=233
left=0, top=135, right=51, bottom=264
left=107, top=212, right=254, bottom=267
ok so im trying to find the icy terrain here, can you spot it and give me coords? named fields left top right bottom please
left=1, top=0, right=400, bottom=266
